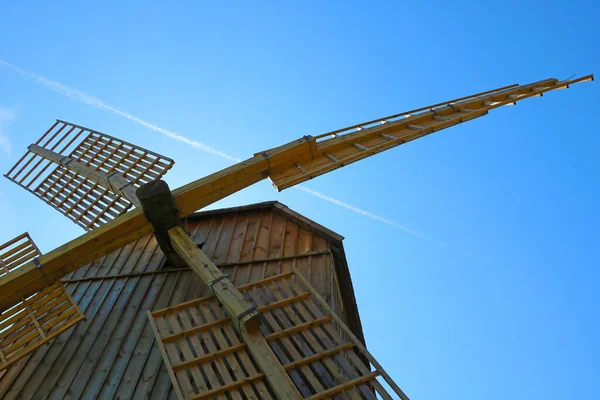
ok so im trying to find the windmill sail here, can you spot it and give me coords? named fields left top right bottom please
left=5, top=120, right=174, bottom=230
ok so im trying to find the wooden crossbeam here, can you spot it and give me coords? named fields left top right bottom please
left=172, top=343, right=248, bottom=370
left=28, top=144, right=140, bottom=206
left=0, top=74, right=592, bottom=314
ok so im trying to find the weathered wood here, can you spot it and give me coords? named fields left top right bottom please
left=168, top=226, right=261, bottom=332
left=136, top=180, right=187, bottom=268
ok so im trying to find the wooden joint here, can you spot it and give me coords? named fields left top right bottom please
left=136, top=180, right=187, bottom=268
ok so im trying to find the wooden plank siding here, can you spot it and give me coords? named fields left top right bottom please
left=0, top=201, right=364, bottom=399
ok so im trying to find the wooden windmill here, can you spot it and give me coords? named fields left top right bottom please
left=0, top=74, right=592, bottom=399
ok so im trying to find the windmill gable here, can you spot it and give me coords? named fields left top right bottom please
left=0, top=201, right=364, bottom=399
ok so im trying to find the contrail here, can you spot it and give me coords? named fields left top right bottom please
left=0, top=60, right=437, bottom=243
left=294, top=186, right=433, bottom=238
left=0, top=61, right=240, bottom=163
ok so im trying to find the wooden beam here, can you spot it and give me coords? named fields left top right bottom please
left=28, top=144, right=140, bottom=206
left=241, top=327, right=303, bottom=400
left=0, top=74, right=592, bottom=313
left=167, top=226, right=261, bottom=333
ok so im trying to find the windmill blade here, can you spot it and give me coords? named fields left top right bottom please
left=0, top=233, right=85, bottom=370
left=4, top=120, right=175, bottom=230
left=265, top=75, right=594, bottom=190
left=0, top=232, right=41, bottom=277
left=0, top=74, right=592, bottom=315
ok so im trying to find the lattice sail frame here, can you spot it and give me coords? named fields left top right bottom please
left=149, top=268, right=406, bottom=400
left=0, top=232, right=40, bottom=278
left=0, top=233, right=85, bottom=371
left=4, top=120, right=175, bottom=230
left=266, top=75, right=594, bottom=190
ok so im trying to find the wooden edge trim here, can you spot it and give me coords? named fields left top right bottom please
left=146, top=310, right=185, bottom=400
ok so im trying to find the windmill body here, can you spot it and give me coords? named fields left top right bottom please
left=0, top=75, right=592, bottom=399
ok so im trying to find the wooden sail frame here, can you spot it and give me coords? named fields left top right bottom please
left=0, top=233, right=85, bottom=371
left=4, top=120, right=174, bottom=230
left=149, top=268, right=408, bottom=400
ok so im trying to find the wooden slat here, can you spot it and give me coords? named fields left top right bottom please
left=305, top=371, right=380, bottom=400
left=161, top=318, right=229, bottom=343
left=283, top=342, right=355, bottom=371
left=146, top=311, right=185, bottom=400
left=187, top=373, right=266, bottom=400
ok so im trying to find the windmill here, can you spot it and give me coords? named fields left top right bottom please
left=0, top=74, right=592, bottom=399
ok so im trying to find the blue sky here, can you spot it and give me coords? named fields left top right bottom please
left=0, top=1, right=598, bottom=399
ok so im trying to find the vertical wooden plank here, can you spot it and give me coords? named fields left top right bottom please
left=239, top=213, right=262, bottom=263
left=226, top=215, right=250, bottom=264
left=129, top=270, right=191, bottom=399
left=77, top=246, right=166, bottom=398
left=27, top=236, right=155, bottom=399
left=253, top=212, right=272, bottom=261
left=45, top=238, right=159, bottom=399
left=212, top=216, right=236, bottom=264
left=201, top=217, right=224, bottom=260
left=98, top=270, right=168, bottom=398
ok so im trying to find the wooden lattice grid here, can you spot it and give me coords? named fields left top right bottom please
left=149, top=269, right=407, bottom=400
left=0, top=281, right=85, bottom=371
left=0, top=232, right=41, bottom=278
left=4, top=120, right=174, bottom=230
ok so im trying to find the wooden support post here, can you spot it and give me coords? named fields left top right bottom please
left=241, top=327, right=303, bottom=400
left=28, top=144, right=140, bottom=206
left=168, top=226, right=261, bottom=333
left=136, top=180, right=262, bottom=332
